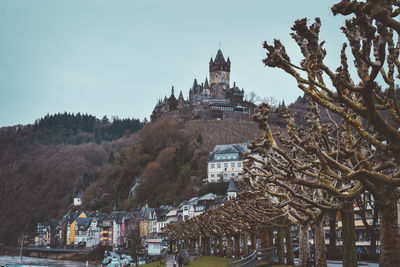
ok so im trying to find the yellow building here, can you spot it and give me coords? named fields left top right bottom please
left=67, top=211, right=86, bottom=245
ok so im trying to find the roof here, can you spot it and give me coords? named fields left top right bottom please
left=166, top=208, right=178, bottom=217
left=208, top=143, right=249, bottom=162
left=204, top=77, right=209, bottom=89
left=74, top=191, right=83, bottom=198
left=76, top=217, right=93, bottom=231
left=192, top=78, right=198, bottom=90
left=227, top=179, right=237, bottom=192
left=197, top=193, right=216, bottom=201
left=62, top=211, right=82, bottom=224
left=213, top=49, right=226, bottom=64
left=214, top=143, right=249, bottom=154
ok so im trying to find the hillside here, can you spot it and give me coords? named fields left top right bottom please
left=0, top=114, right=143, bottom=244
left=82, top=118, right=263, bottom=210
left=1, top=98, right=347, bottom=244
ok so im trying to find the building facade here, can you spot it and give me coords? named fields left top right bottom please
left=207, top=143, right=249, bottom=183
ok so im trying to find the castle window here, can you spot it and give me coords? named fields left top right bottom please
left=211, top=174, right=214, bottom=178
left=237, top=162, right=242, bottom=167
left=210, top=163, right=215, bottom=169
left=217, top=163, right=221, bottom=168
left=224, top=163, right=228, bottom=168
left=231, top=163, right=235, bottom=168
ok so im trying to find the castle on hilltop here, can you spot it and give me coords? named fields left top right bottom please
left=151, top=49, right=256, bottom=122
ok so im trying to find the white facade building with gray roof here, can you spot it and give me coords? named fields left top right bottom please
left=207, top=142, right=249, bottom=183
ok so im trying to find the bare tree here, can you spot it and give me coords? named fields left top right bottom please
left=244, top=102, right=366, bottom=267
left=126, top=212, right=142, bottom=266
left=262, top=1, right=400, bottom=265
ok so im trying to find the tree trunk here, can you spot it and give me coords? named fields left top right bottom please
left=267, top=228, right=274, bottom=248
left=327, top=209, right=337, bottom=259
left=251, top=229, right=257, bottom=251
left=206, top=236, right=211, bottom=256
left=299, top=223, right=311, bottom=266
left=184, top=239, right=189, bottom=249
left=277, top=227, right=285, bottom=264
left=226, top=234, right=232, bottom=258
left=234, top=234, right=241, bottom=258
left=260, top=229, right=268, bottom=249
left=314, top=219, right=327, bottom=267
left=368, top=202, right=379, bottom=258
left=285, top=225, right=294, bottom=265
left=219, top=236, right=223, bottom=257
left=379, top=201, right=400, bottom=267
left=213, top=236, right=218, bottom=256
left=341, top=203, right=357, bottom=267
left=242, top=232, right=248, bottom=255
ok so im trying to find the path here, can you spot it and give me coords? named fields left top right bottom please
left=164, top=253, right=176, bottom=267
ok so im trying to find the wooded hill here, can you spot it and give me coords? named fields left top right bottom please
left=0, top=94, right=373, bottom=244
left=0, top=113, right=143, bottom=244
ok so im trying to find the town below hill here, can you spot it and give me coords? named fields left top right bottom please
left=0, top=94, right=361, bottom=245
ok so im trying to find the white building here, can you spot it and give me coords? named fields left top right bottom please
left=74, top=217, right=94, bottom=246
left=207, top=143, right=249, bottom=183
left=73, top=192, right=82, bottom=206
left=227, top=179, right=238, bottom=200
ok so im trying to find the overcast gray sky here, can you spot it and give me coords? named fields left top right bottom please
left=0, top=0, right=345, bottom=126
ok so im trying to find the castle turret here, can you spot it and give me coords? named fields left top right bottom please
left=192, top=79, right=198, bottom=92
left=204, top=77, right=209, bottom=89
left=209, top=49, right=230, bottom=87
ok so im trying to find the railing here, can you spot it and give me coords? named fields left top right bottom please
left=257, top=247, right=276, bottom=264
left=184, top=249, right=200, bottom=256
left=226, top=250, right=257, bottom=267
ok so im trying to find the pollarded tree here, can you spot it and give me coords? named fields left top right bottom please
left=263, top=1, right=400, bottom=265
left=244, top=102, right=366, bottom=267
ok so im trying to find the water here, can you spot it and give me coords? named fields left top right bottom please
left=0, top=256, right=98, bottom=267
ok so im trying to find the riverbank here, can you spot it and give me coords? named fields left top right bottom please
left=0, top=255, right=97, bottom=267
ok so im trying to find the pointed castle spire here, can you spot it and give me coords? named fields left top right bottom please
left=204, top=77, right=209, bottom=89
left=214, top=49, right=226, bottom=64
left=192, top=78, right=198, bottom=89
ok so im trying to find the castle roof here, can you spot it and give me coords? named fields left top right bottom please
left=204, top=77, right=209, bottom=89
left=192, top=78, right=198, bottom=90
left=213, top=49, right=226, bottom=65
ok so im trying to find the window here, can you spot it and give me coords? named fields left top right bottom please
left=217, top=163, right=221, bottom=168
left=231, top=173, right=235, bottom=177
left=224, top=163, right=228, bottom=168
left=211, top=174, right=214, bottom=178
left=237, top=162, right=242, bottom=167
left=210, top=163, right=215, bottom=169
left=231, top=163, right=235, bottom=168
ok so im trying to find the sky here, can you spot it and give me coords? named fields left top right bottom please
left=0, top=0, right=347, bottom=126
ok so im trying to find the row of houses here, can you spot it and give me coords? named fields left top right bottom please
left=36, top=210, right=132, bottom=249
left=139, top=180, right=238, bottom=239
left=35, top=179, right=239, bottom=249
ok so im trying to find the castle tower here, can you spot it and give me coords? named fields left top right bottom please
left=209, top=49, right=231, bottom=87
